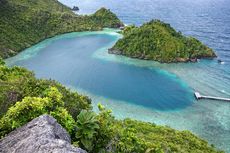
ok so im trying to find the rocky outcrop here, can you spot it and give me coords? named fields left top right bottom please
left=108, top=48, right=122, bottom=55
left=0, top=115, right=87, bottom=153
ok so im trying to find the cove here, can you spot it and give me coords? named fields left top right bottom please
left=6, top=29, right=194, bottom=111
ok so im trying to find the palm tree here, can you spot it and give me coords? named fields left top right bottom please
left=76, top=110, right=99, bottom=151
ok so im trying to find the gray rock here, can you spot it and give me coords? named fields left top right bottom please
left=0, top=115, right=87, bottom=153
left=108, top=48, right=122, bottom=55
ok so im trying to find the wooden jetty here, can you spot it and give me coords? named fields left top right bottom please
left=194, top=92, right=230, bottom=102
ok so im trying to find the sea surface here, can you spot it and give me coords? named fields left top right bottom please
left=6, top=0, right=230, bottom=152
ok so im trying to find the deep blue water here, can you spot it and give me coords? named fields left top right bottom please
left=59, top=0, right=230, bottom=98
left=6, top=33, right=193, bottom=110
left=6, top=0, right=230, bottom=151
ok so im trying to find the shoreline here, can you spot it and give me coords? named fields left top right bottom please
left=3, top=28, right=122, bottom=60
left=5, top=30, right=229, bottom=152
left=5, top=28, right=121, bottom=65
left=108, top=48, right=217, bottom=63
left=3, top=29, right=103, bottom=59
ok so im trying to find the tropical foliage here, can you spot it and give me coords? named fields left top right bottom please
left=94, top=104, right=116, bottom=152
left=75, top=110, right=99, bottom=151
left=0, top=61, right=224, bottom=152
left=90, top=7, right=123, bottom=28
left=0, top=64, right=91, bottom=118
left=0, top=87, right=75, bottom=137
left=111, top=20, right=216, bottom=63
left=0, top=0, right=123, bottom=58
left=112, top=119, right=222, bottom=153
left=0, top=0, right=223, bottom=152
left=0, top=58, right=4, bottom=65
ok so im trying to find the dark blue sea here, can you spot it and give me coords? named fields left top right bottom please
left=6, top=0, right=230, bottom=152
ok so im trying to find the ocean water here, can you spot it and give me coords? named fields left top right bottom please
left=6, top=30, right=193, bottom=111
left=7, top=0, right=230, bottom=151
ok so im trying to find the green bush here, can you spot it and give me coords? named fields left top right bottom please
left=0, top=58, right=4, bottom=65
left=75, top=110, right=99, bottom=151
left=114, top=126, right=146, bottom=153
left=111, top=119, right=223, bottom=153
left=0, top=64, right=91, bottom=118
left=0, top=87, right=75, bottom=138
left=50, top=107, right=75, bottom=135
left=94, top=103, right=116, bottom=152
left=73, top=104, right=223, bottom=153
left=72, top=104, right=117, bottom=152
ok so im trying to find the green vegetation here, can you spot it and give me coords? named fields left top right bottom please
left=113, top=119, right=220, bottom=153
left=110, top=20, right=216, bottom=63
left=0, top=0, right=123, bottom=58
left=0, top=62, right=223, bottom=152
left=0, top=87, right=75, bottom=136
left=0, top=58, right=4, bottom=65
left=0, top=64, right=91, bottom=118
left=75, top=110, right=99, bottom=151
left=90, top=7, right=123, bottom=28
left=0, top=0, right=223, bottom=152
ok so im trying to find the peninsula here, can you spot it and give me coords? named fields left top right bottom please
left=0, top=0, right=123, bottom=58
left=109, top=20, right=216, bottom=63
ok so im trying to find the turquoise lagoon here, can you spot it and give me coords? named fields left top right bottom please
left=6, top=29, right=230, bottom=152
left=6, top=29, right=194, bottom=111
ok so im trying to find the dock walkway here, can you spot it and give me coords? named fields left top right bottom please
left=194, top=92, right=230, bottom=102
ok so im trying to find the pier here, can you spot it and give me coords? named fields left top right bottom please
left=194, top=92, right=230, bottom=102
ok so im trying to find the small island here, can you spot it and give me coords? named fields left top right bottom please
left=72, top=6, right=79, bottom=11
left=109, top=20, right=216, bottom=63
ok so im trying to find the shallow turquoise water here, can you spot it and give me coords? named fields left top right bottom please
left=6, top=30, right=194, bottom=111
left=6, top=29, right=230, bottom=152
left=58, top=0, right=230, bottom=151
left=7, top=0, right=230, bottom=150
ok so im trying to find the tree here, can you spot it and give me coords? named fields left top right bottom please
left=94, top=103, right=116, bottom=152
left=75, top=110, right=99, bottom=152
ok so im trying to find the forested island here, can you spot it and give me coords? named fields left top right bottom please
left=0, top=0, right=223, bottom=152
left=109, top=20, right=216, bottom=63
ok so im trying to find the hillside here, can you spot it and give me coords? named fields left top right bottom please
left=90, top=7, right=124, bottom=28
left=0, top=0, right=123, bottom=58
left=110, top=20, right=216, bottom=63
left=0, top=58, right=223, bottom=153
